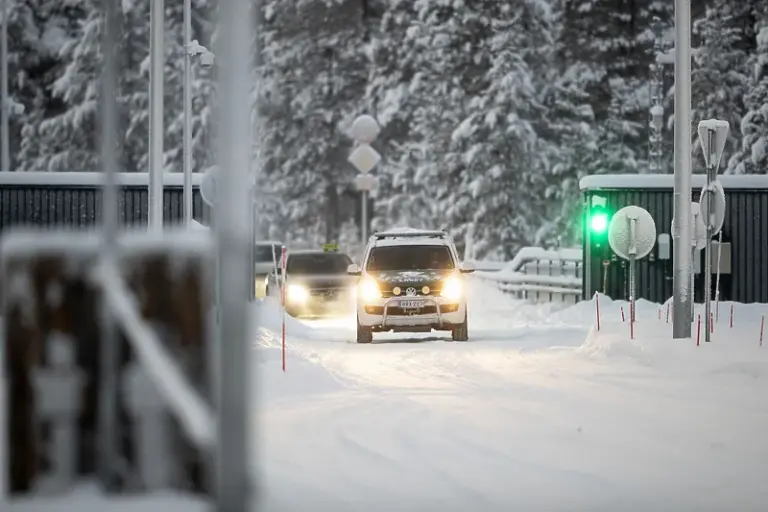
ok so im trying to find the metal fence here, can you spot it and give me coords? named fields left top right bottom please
left=472, top=247, right=583, bottom=303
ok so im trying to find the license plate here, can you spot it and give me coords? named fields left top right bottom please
left=399, top=300, right=424, bottom=309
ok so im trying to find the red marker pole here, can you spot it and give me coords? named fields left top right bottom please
left=621, top=306, right=625, bottom=322
left=760, top=316, right=765, bottom=347
left=730, top=304, right=734, bottom=328
left=666, top=303, right=670, bottom=323
left=281, top=246, right=287, bottom=371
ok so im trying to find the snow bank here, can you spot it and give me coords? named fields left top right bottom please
left=7, top=483, right=208, bottom=512
left=564, top=294, right=768, bottom=373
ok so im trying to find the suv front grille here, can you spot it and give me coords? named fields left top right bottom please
left=381, top=289, right=441, bottom=298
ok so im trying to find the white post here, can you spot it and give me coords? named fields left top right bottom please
left=99, top=0, right=120, bottom=488
left=33, top=335, right=85, bottom=492
left=183, top=0, right=193, bottom=225
left=361, top=191, right=368, bottom=242
left=672, top=0, right=692, bottom=338
left=1, top=0, right=10, bottom=172
left=215, top=0, right=253, bottom=508
left=125, top=363, right=176, bottom=489
left=148, top=0, right=165, bottom=230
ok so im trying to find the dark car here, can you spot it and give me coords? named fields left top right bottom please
left=267, top=247, right=357, bottom=318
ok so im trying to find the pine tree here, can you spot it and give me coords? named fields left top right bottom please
left=692, top=0, right=757, bottom=174
left=730, top=5, right=768, bottom=174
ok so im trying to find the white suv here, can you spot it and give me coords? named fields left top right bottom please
left=346, top=229, right=475, bottom=343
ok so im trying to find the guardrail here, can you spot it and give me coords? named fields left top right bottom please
left=472, top=247, right=583, bottom=303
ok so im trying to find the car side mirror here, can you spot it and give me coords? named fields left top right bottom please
left=347, top=263, right=361, bottom=276
left=459, top=261, right=476, bottom=274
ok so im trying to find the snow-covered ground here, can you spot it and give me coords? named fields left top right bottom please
left=8, top=279, right=768, bottom=511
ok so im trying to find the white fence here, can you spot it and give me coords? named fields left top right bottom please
left=472, top=247, right=583, bottom=303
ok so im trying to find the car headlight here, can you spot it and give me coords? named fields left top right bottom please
left=287, top=284, right=309, bottom=303
left=441, top=275, right=462, bottom=301
left=359, top=277, right=381, bottom=302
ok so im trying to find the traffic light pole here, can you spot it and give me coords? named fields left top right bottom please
left=672, top=0, right=692, bottom=339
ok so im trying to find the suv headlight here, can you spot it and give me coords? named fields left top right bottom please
left=359, top=277, right=381, bottom=302
left=441, top=275, right=462, bottom=301
left=287, top=284, right=309, bottom=303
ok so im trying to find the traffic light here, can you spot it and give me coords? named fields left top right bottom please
left=588, top=195, right=611, bottom=240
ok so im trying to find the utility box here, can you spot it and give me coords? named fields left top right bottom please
left=0, top=172, right=209, bottom=235
left=580, top=174, right=768, bottom=304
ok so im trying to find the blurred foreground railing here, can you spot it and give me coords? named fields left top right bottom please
left=0, top=228, right=214, bottom=498
left=472, top=247, right=583, bottom=303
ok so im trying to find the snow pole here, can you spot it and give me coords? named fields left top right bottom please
left=281, top=246, right=287, bottom=371
left=594, top=292, right=601, bottom=331
left=709, top=312, right=714, bottom=336
left=666, top=302, right=670, bottom=323
left=760, top=315, right=764, bottom=347
left=696, top=314, right=701, bottom=346
left=630, top=309, right=634, bottom=339
left=730, top=304, right=734, bottom=329
left=621, top=306, right=625, bottom=322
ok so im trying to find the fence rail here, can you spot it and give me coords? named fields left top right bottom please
left=472, top=247, right=583, bottom=303
left=0, top=228, right=215, bottom=498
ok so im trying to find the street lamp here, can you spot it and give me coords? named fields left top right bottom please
left=182, top=17, right=215, bottom=226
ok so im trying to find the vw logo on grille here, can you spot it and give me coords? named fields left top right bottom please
left=405, top=287, right=417, bottom=296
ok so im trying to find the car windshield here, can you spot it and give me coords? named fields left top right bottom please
left=366, top=245, right=454, bottom=271
left=254, top=244, right=282, bottom=264
left=287, top=253, right=352, bottom=274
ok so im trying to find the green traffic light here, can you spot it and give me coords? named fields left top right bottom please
left=590, top=212, right=608, bottom=234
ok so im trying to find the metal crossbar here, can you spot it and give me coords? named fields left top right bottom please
left=95, top=261, right=215, bottom=449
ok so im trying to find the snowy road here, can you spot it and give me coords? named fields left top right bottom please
left=255, top=281, right=768, bottom=511
left=8, top=280, right=768, bottom=511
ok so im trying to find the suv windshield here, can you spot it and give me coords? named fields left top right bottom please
left=287, top=253, right=352, bottom=274
left=366, top=245, right=454, bottom=271
left=254, top=244, right=282, bottom=264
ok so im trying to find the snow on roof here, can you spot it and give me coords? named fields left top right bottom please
left=0, top=227, right=211, bottom=259
left=373, top=237, right=450, bottom=247
left=579, top=173, right=768, bottom=191
left=0, top=171, right=205, bottom=188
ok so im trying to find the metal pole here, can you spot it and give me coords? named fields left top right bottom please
left=148, top=0, right=164, bottom=230
left=215, top=0, right=253, bottom=509
left=361, top=190, right=368, bottom=243
left=672, top=0, right=692, bottom=338
left=1, top=0, right=10, bottom=172
left=704, top=130, right=715, bottom=342
left=183, top=0, right=193, bottom=225
left=99, top=0, right=120, bottom=489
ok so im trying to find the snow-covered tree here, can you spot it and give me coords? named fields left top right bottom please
left=730, top=5, right=768, bottom=174
left=693, top=0, right=757, bottom=174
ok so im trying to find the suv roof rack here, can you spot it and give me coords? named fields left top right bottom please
left=372, top=229, right=449, bottom=241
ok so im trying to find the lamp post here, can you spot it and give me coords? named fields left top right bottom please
left=149, top=0, right=164, bottom=230
left=672, top=0, right=693, bottom=338
left=182, top=31, right=214, bottom=226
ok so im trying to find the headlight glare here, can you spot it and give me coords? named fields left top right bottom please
left=441, top=276, right=462, bottom=301
left=359, top=277, right=381, bottom=302
left=287, top=284, right=309, bottom=303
